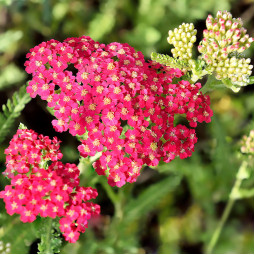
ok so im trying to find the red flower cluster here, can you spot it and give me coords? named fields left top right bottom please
left=3, top=128, right=62, bottom=178
left=25, top=36, right=213, bottom=187
left=0, top=129, right=100, bottom=243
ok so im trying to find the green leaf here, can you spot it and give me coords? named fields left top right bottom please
left=0, top=85, right=31, bottom=144
left=123, top=174, right=182, bottom=223
left=18, top=122, right=28, bottom=130
left=200, top=75, right=226, bottom=93
left=151, top=52, right=189, bottom=69
left=0, top=30, right=23, bottom=52
left=230, top=188, right=254, bottom=200
left=236, top=161, right=249, bottom=180
left=46, top=106, right=55, bottom=116
left=88, top=0, right=117, bottom=41
left=222, top=79, right=241, bottom=93
left=0, top=214, right=38, bottom=254
left=0, top=64, right=26, bottom=91
left=37, top=218, right=62, bottom=254
left=247, top=76, right=254, bottom=85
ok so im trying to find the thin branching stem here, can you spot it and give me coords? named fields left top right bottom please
left=206, top=161, right=248, bottom=253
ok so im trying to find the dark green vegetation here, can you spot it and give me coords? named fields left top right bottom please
left=0, top=0, right=253, bottom=253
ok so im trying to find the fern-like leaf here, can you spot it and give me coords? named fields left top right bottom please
left=0, top=85, right=31, bottom=144
left=151, top=52, right=189, bottom=70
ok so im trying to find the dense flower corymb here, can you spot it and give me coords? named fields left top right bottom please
left=198, top=10, right=253, bottom=87
left=0, top=128, right=100, bottom=243
left=167, top=23, right=197, bottom=61
left=25, top=36, right=213, bottom=187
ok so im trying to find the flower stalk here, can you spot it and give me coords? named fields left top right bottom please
left=38, top=218, right=53, bottom=254
left=206, top=160, right=249, bottom=253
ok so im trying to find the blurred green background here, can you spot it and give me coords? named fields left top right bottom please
left=0, top=0, right=254, bottom=253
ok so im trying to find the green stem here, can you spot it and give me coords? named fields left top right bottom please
left=206, top=161, right=247, bottom=254
left=113, top=188, right=124, bottom=221
left=206, top=197, right=235, bottom=254
left=78, top=157, right=101, bottom=187
left=44, top=218, right=53, bottom=254
left=200, top=82, right=212, bottom=94
left=101, top=180, right=126, bottom=221
left=100, top=178, right=126, bottom=250
left=38, top=218, right=53, bottom=254
left=100, top=178, right=119, bottom=205
left=201, top=75, right=229, bottom=94
left=200, top=75, right=216, bottom=94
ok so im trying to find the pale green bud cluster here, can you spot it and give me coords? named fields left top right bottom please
left=213, top=57, right=252, bottom=84
left=167, top=23, right=197, bottom=61
left=198, top=10, right=253, bottom=86
left=240, top=130, right=254, bottom=155
left=0, top=241, right=11, bottom=254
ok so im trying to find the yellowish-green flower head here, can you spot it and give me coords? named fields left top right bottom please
left=167, top=23, right=197, bottom=61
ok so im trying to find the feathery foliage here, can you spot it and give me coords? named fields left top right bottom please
left=151, top=52, right=189, bottom=70
left=0, top=85, right=31, bottom=144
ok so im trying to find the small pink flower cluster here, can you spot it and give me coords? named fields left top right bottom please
left=25, top=36, right=213, bottom=187
left=0, top=129, right=100, bottom=243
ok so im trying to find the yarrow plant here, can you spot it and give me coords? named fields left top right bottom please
left=0, top=10, right=253, bottom=253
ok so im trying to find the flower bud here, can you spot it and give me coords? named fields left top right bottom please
left=203, top=29, right=209, bottom=37
left=220, top=24, right=226, bottom=34
left=198, top=10, right=253, bottom=87
left=213, top=23, right=219, bottom=31
left=167, top=23, right=197, bottom=60
left=232, top=22, right=239, bottom=29
left=226, top=20, right=232, bottom=28
left=248, top=37, right=254, bottom=43
left=240, top=130, right=254, bottom=155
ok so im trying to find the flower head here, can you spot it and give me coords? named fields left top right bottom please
left=167, top=23, right=197, bottom=60
left=198, top=10, right=253, bottom=89
left=0, top=128, right=100, bottom=243
left=25, top=36, right=213, bottom=187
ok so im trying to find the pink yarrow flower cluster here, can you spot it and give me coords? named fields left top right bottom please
left=0, top=129, right=100, bottom=243
left=25, top=36, right=213, bottom=187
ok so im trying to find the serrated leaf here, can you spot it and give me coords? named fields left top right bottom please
left=151, top=52, right=189, bottom=69
left=0, top=85, right=31, bottom=144
left=37, top=218, right=62, bottom=254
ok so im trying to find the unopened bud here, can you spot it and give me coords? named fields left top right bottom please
left=240, top=130, right=254, bottom=155
left=226, top=20, right=232, bottom=27
left=167, top=23, right=197, bottom=60
left=198, top=11, right=253, bottom=87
